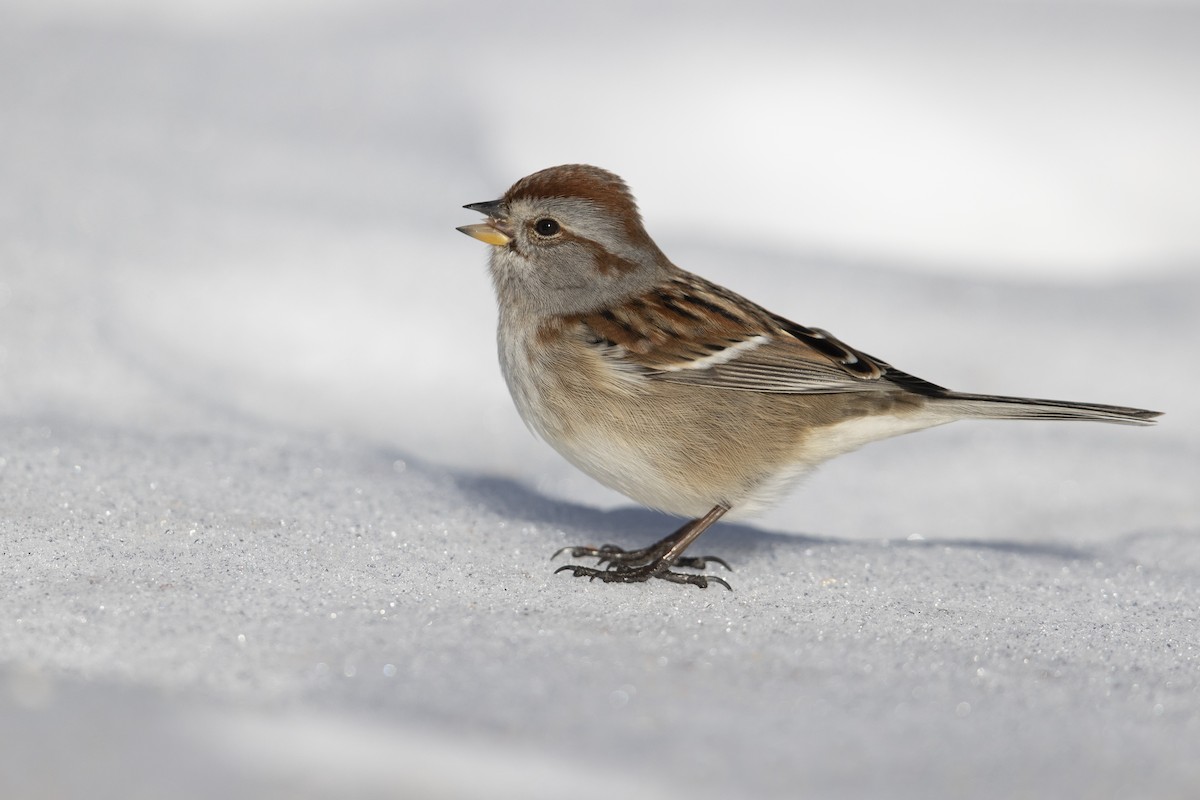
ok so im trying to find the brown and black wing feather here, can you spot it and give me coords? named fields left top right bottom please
left=571, top=272, right=1160, bottom=426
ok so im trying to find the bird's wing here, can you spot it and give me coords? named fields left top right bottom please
left=576, top=273, right=947, bottom=396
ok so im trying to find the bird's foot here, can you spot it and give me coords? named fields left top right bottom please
left=551, top=507, right=733, bottom=590
left=552, top=543, right=730, bottom=572
left=553, top=561, right=731, bottom=590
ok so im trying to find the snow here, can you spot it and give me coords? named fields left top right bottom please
left=2, top=2, right=1198, bottom=798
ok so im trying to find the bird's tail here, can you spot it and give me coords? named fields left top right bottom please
left=934, top=392, right=1161, bottom=426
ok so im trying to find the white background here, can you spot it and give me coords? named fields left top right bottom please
left=1, top=2, right=1198, bottom=797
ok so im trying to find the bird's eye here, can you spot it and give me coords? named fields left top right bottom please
left=533, top=218, right=560, bottom=237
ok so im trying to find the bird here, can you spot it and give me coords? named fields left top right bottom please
left=457, top=164, right=1161, bottom=590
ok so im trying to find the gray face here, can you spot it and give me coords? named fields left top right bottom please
left=488, top=196, right=672, bottom=317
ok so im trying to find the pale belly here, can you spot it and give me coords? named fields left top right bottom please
left=496, top=319, right=943, bottom=519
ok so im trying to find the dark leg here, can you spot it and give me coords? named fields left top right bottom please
left=554, top=505, right=732, bottom=590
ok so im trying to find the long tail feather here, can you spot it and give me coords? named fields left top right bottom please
left=936, top=393, right=1162, bottom=426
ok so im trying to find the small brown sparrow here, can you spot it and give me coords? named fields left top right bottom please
left=458, top=164, right=1161, bottom=590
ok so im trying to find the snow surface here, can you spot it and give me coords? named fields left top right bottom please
left=2, top=2, right=1198, bottom=798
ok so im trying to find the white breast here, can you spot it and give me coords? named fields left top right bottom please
left=494, top=316, right=719, bottom=517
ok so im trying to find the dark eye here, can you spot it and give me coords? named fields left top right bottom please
left=533, top=218, right=560, bottom=237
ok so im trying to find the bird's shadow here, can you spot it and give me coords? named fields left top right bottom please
left=450, top=470, right=1094, bottom=563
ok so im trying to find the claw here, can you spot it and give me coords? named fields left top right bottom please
left=672, top=555, right=732, bottom=572
left=561, top=542, right=729, bottom=571
left=552, top=545, right=602, bottom=561
left=550, top=506, right=734, bottom=590
left=554, top=562, right=731, bottom=590
left=659, top=572, right=732, bottom=591
left=552, top=544, right=624, bottom=562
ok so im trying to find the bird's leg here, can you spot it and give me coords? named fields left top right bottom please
left=554, top=505, right=731, bottom=589
left=553, top=507, right=732, bottom=571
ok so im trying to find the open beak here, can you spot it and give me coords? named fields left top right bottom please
left=457, top=199, right=513, bottom=246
